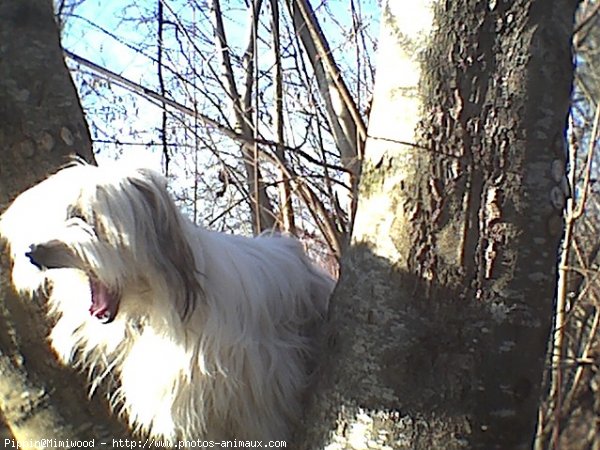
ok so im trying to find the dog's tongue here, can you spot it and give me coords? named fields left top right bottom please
left=89, top=279, right=119, bottom=324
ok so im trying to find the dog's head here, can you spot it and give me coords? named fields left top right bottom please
left=0, top=163, right=202, bottom=323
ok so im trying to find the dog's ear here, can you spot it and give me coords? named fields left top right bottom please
left=128, top=170, right=204, bottom=320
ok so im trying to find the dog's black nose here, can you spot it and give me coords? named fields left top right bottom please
left=26, top=244, right=46, bottom=269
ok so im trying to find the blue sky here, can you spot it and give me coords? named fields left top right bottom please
left=60, top=0, right=381, bottom=91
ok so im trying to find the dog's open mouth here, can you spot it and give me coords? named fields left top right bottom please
left=89, top=278, right=119, bottom=324
left=27, top=242, right=120, bottom=324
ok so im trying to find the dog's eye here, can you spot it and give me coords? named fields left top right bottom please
left=67, top=205, right=87, bottom=223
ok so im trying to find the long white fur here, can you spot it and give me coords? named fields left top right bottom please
left=0, top=163, right=334, bottom=441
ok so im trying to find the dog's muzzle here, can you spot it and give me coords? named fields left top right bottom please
left=26, top=242, right=120, bottom=323
left=27, top=241, right=79, bottom=270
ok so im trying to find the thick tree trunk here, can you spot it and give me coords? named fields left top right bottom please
left=0, top=0, right=130, bottom=446
left=300, top=1, right=577, bottom=449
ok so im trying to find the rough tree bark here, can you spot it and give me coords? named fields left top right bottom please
left=299, top=1, right=577, bottom=449
left=0, top=0, right=130, bottom=446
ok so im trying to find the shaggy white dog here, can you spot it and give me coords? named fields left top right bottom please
left=0, top=162, right=333, bottom=442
